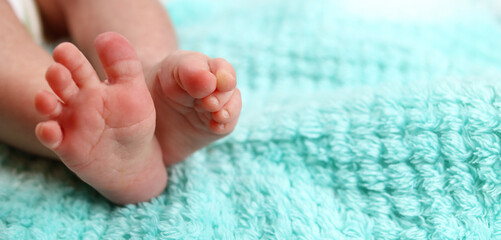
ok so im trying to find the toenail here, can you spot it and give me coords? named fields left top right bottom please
left=221, top=109, right=229, bottom=119
left=216, top=71, right=234, bottom=91
left=217, top=70, right=231, bottom=81
left=208, top=96, right=219, bottom=107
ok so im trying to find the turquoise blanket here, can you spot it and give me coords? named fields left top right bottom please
left=1, top=0, right=500, bottom=239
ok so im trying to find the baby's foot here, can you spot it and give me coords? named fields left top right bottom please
left=34, top=32, right=166, bottom=204
left=150, top=51, right=241, bottom=165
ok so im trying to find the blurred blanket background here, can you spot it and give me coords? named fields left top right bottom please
left=1, top=0, right=500, bottom=239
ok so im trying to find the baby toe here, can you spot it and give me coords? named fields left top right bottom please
left=53, top=42, right=100, bottom=88
left=212, top=89, right=241, bottom=124
left=177, top=52, right=217, bottom=99
left=200, top=90, right=234, bottom=112
left=45, top=63, right=78, bottom=102
left=35, top=120, right=63, bottom=150
left=209, top=118, right=239, bottom=135
left=35, top=90, right=63, bottom=118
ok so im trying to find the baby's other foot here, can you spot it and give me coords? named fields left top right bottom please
left=35, top=32, right=166, bottom=204
left=150, top=51, right=242, bottom=165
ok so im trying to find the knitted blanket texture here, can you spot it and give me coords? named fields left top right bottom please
left=1, top=0, right=500, bottom=239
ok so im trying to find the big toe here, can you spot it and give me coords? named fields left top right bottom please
left=94, top=32, right=144, bottom=84
left=159, top=51, right=217, bottom=100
